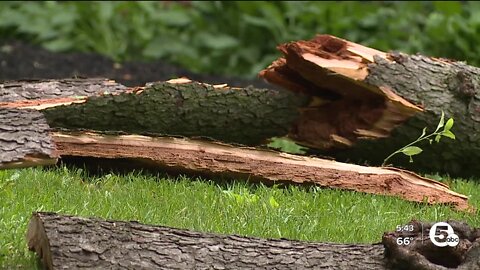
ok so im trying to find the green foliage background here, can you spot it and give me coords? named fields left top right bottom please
left=0, top=1, right=479, bottom=77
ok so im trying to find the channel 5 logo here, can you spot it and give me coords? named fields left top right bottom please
left=429, top=222, right=460, bottom=247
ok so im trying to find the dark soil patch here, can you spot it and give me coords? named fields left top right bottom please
left=0, top=40, right=274, bottom=89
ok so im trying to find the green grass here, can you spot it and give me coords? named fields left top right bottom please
left=1, top=167, right=479, bottom=268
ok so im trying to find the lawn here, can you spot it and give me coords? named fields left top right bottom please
left=1, top=166, right=479, bottom=268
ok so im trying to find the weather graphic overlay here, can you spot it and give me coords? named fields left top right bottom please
left=382, top=220, right=480, bottom=269
left=429, top=222, right=459, bottom=247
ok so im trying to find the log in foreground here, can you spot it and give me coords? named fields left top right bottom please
left=52, top=131, right=471, bottom=211
left=260, top=34, right=480, bottom=177
left=27, top=212, right=387, bottom=269
left=27, top=212, right=480, bottom=270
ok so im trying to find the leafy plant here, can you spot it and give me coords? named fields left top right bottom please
left=0, top=2, right=478, bottom=77
left=382, top=111, right=456, bottom=166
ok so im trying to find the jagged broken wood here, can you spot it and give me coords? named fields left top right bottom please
left=27, top=212, right=480, bottom=270
left=260, top=34, right=480, bottom=177
left=52, top=131, right=470, bottom=211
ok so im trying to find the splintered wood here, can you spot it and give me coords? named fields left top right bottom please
left=52, top=131, right=471, bottom=211
left=260, top=34, right=423, bottom=150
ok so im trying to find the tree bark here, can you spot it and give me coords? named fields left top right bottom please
left=27, top=212, right=388, bottom=270
left=52, top=131, right=471, bottom=211
left=1, top=78, right=310, bottom=147
left=0, top=108, right=57, bottom=168
left=260, top=34, right=480, bottom=177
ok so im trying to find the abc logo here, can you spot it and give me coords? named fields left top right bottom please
left=429, top=222, right=459, bottom=247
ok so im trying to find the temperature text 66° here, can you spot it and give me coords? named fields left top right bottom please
left=396, top=237, right=413, bottom=246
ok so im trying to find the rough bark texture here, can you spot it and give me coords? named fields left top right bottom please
left=0, top=108, right=57, bottom=168
left=333, top=53, right=480, bottom=177
left=27, top=212, right=388, bottom=270
left=382, top=220, right=480, bottom=270
left=0, top=78, right=127, bottom=104
left=43, top=79, right=310, bottom=146
left=52, top=131, right=471, bottom=211
left=260, top=34, right=480, bottom=177
left=1, top=78, right=310, bottom=146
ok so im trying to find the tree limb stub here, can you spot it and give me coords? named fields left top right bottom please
left=27, top=212, right=480, bottom=270
left=259, top=34, right=480, bottom=177
left=52, top=131, right=472, bottom=212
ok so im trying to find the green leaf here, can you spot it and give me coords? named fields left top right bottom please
left=269, top=196, right=279, bottom=208
left=401, top=146, right=423, bottom=156
left=444, top=118, right=454, bottom=132
left=435, top=134, right=442, bottom=143
left=442, top=130, right=456, bottom=140
left=435, top=111, right=445, bottom=132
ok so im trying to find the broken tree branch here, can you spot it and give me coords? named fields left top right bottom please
left=52, top=131, right=471, bottom=211
left=260, top=34, right=480, bottom=177
left=1, top=78, right=310, bottom=147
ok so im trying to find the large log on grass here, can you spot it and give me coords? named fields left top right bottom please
left=27, top=212, right=480, bottom=270
left=27, top=212, right=387, bottom=269
left=260, top=34, right=480, bottom=177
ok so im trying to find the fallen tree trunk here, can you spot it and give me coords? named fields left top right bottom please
left=1, top=78, right=310, bottom=146
left=0, top=80, right=470, bottom=210
left=27, top=212, right=480, bottom=270
left=52, top=131, right=471, bottom=211
left=27, top=212, right=388, bottom=269
left=259, top=34, right=480, bottom=177
left=1, top=72, right=478, bottom=177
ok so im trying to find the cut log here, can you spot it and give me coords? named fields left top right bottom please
left=52, top=131, right=471, bottom=211
left=27, top=212, right=480, bottom=270
left=259, top=34, right=480, bottom=177
left=0, top=108, right=57, bottom=168
left=27, top=212, right=388, bottom=269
